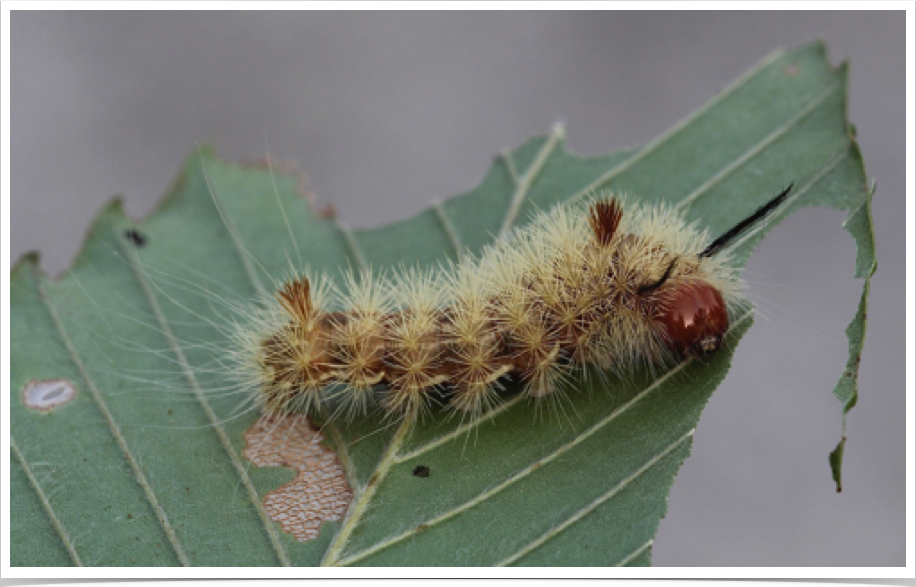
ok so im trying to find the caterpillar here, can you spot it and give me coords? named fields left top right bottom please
left=235, top=186, right=792, bottom=423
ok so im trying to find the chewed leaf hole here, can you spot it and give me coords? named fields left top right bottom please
left=22, top=379, right=77, bottom=412
left=243, top=415, right=353, bottom=542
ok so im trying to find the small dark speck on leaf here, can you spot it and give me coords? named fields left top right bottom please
left=127, top=513, right=133, bottom=519
left=124, top=229, right=148, bottom=247
left=413, top=465, right=430, bottom=478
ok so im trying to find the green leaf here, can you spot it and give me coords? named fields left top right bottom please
left=10, top=40, right=873, bottom=566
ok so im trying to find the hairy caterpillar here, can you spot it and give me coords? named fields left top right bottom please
left=235, top=186, right=792, bottom=423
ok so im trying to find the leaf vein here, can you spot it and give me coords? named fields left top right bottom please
left=197, top=151, right=269, bottom=294
left=118, top=221, right=292, bottom=567
left=337, top=221, right=369, bottom=272
left=11, top=435, right=84, bottom=567
left=565, top=44, right=816, bottom=208
left=394, top=394, right=526, bottom=463
left=616, top=539, right=654, bottom=567
left=432, top=199, right=466, bottom=258
left=723, top=144, right=851, bottom=255
left=321, top=407, right=417, bottom=566
left=499, top=122, right=566, bottom=237
left=35, top=268, right=192, bottom=566
left=674, top=80, right=842, bottom=212
left=499, top=147, right=521, bottom=187
left=495, top=430, right=691, bottom=567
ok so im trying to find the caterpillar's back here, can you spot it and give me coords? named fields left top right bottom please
left=235, top=191, right=785, bottom=423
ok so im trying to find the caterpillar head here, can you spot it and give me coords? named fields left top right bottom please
left=654, top=278, right=729, bottom=357
left=629, top=249, right=730, bottom=359
left=590, top=199, right=729, bottom=359
left=590, top=183, right=792, bottom=359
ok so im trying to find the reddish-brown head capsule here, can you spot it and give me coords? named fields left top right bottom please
left=658, top=283, right=729, bottom=357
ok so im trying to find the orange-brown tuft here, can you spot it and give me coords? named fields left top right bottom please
left=588, top=199, right=622, bottom=247
left=278, top=277, right=314, bottom=325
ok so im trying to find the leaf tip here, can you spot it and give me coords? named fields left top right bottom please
left=829, top=435, right=846, bottom=493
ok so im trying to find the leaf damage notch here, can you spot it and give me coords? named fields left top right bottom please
left=243, top=415, right=353, bottom=542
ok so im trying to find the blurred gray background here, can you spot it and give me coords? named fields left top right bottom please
left=10, top=12, right=906, bottom=567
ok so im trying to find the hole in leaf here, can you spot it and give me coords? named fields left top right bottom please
left=22, top=379, right=77, bottom=412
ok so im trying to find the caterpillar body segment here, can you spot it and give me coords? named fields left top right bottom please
left=246, top=192, right=764, bottom=422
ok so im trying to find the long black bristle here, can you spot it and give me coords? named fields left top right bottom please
left=699, top=183, right=793, bottom=258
